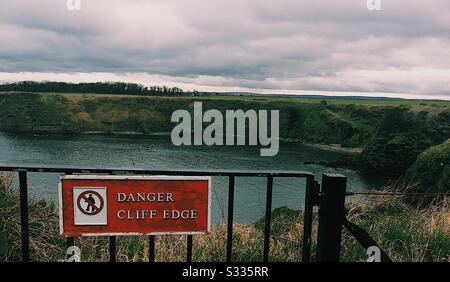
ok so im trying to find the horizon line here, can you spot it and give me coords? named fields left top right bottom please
left=1, top=79, right=449, bottom=101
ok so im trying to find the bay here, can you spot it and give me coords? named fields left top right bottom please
left=0, top=132, right=379, bottom=224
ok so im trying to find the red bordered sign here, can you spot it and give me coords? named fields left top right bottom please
left=59, top=175, right=211, bottom=237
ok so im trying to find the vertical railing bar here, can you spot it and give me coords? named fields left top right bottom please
left=226, top=176, right=235, bottom=262
left=19, top=171, right=29, bottom=262
left=186, top=235, right=193, bottom=262
left=302, top=176, right=314, bottom=262
left=66, top=237, right=75, bottom=261
left=148, top=235, right=155, bottom=262
left=109, top=236, right=116, bottom=262
left=263, top=175, right=273, bottom=262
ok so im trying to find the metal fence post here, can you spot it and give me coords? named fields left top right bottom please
left=302, top=177, right=319, bottom=262
left=109, top=236, right=116, bottom=262
left=316, top=173, right=347, bottom=262
left=19, top=171, right=29, bottom=262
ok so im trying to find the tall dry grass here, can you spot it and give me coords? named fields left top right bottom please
left=0, top=173, right=449, bottom=262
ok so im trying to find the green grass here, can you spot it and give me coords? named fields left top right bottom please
left=2, top=91, right=449, bottom=106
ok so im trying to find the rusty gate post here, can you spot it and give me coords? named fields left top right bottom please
left=316, top=173, right=347, bottom=262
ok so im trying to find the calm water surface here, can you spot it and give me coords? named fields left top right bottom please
left=0, top=132, right=381, bottom=223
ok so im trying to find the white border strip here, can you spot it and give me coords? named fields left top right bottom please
left=59, top=174, right=212, bottom=236
left=58, top=180, right=64, bottom=236
left=61, top=175, right=211, bottom=181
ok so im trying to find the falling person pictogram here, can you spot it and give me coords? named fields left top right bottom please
left=85, top=193, right=96, bottom=212
left=77, top=190, right=104, bottom=216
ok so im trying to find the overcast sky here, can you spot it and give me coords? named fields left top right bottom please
left=0, top=0, right=449, bottom=99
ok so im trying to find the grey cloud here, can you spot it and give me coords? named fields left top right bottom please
left=0, top=0, right=449, bottom=96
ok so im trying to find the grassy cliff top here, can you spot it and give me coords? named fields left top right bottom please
left=2, top=90, right=450, bottom=107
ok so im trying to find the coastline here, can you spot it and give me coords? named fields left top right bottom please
left=1, top=130, right=364, bottom=154
left=302, top=142, right=363, bottom=154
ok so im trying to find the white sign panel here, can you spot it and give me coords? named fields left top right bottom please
left=73, top=187, right=108, bottom=225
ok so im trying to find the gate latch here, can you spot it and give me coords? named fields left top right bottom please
left=311, top=180, right=321, bottom=206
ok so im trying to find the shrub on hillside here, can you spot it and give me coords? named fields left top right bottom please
left=405, top=139, right=450, bottom=206
left=360, top=107, right=450, bottom=177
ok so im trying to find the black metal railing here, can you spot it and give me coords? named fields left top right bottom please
left=0, top=165, right=316, bottom=262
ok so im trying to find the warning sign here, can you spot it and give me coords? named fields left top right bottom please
left=73, top=188, right=107, bottom=225
left=59, top=175, right=211, bottom=237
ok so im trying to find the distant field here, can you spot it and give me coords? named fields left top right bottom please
left=303, top=97, right=449, bottom=106
left=1, top=91, right=449, bottom=107
left=201, top=95, right=450, bottom=108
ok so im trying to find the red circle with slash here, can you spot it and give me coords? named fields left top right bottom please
left=77, top=190, right=104, bottom=216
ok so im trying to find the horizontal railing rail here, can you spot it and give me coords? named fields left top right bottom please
left=0, top=165, right=314, bottom=178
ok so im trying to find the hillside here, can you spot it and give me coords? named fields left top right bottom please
left=1, top=91, right=449, bottom=178
left=1, top=92, right=448, bottom=145
left=405, top=139, right=450, bottom=205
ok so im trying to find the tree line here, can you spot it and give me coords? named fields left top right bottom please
left=0, top=81, right=203, bottom=96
